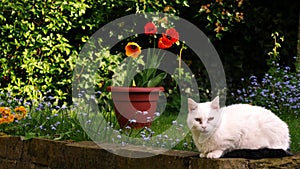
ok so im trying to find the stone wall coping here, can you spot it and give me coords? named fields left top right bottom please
left=0, top=136, right=299, bottom=169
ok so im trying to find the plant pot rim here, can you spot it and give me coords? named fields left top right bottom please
left=106, top=86, right=164, bottom=92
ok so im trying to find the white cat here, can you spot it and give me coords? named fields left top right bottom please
left=187, top=96, right=290, bottom=158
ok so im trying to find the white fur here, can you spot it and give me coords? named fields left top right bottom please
left=187, top=96, right=290, bottom=159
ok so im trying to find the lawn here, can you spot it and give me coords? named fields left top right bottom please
left=280, top=114, right=300, bottom=153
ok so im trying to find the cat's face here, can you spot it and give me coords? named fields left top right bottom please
left=187, top=97, right=220, bottom=133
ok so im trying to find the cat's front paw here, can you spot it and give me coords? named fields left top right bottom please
left=206, top=150, right=223, bottom=159
left=199, top=153, right=206, bottom=158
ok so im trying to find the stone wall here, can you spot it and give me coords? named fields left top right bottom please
left=0, top=136, right=299, bottom=169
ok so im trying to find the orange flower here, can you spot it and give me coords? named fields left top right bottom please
left=14, top=106, right=27, bottom=120
left=125, top=42, right=142, bottom=58
left=144, top=22, right=157, bottom=35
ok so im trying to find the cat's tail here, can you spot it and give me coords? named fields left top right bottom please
left=221, top=148, right=293, bottom=159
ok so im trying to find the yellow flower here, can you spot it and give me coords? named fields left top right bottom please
left=0, top=114, right=15, bottom=124
left=0, top=107, right=11, bottom=117
left=0, top=118, right=5, bottom=124
left=125, top=42, right=141, bottom=58
left=14, top=106, right=27, bottom=120
left=7, top=115, right=15, bottom=123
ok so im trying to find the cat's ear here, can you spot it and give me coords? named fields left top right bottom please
left=188, top=98, right=198, bottom=112
left=211, top=96, right=220, bottom=110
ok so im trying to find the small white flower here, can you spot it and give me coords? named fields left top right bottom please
left=143, top=137, right=151, bottom=141
left=136, top=111, right=142, bottom=114
left=154, top=112, right=160, bottom=117
left=90, top=95, right=96, bottom=100
left=121, top=141, right=126, bottom=146
left=129, top=119, right=136, bottom=123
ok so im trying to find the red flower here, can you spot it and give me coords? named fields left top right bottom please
left=144, top=22, right=157, bottom=35
left=164, top=28, right=179, bottom=43
left=158, top=36, right=173, bottom=49
left=158, top=28, right=179, bottom=49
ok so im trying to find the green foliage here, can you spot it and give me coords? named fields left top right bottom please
left=114, top=50, right=167, bottom=87
left=0, top=0, right=83, bottom=101
left=0, top=0, right=136, bottom=103
left=134, top=0, right=189, bottom=14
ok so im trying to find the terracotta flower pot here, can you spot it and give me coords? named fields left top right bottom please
left=107, top=86, right=164, bottom=129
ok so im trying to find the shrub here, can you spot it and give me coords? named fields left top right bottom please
left=0, top=0, right=138, bottom=103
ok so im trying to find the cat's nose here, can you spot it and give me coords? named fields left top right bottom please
left=202, top=126, right=206, bottom=129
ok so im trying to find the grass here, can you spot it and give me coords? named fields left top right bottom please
left=280, top=114, right=300, bottom=153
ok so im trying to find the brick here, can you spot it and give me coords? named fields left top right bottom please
left=6, top=137, right=23, bottom=160
left=0, top=136, right=7, bottom=159
left=22, top=138, right=66, bottom=167
left=0, top=159, right=17, bottom=169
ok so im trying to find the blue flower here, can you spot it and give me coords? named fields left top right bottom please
left=95, top=91, right=102, bottom=95
left=249, top=75, right=257, bottom=80
left=48, top=96, right=55, bottom=100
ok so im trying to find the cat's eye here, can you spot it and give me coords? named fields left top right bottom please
left=208, top=117, right=214, bottom=121
left=195, top=118, right=202, bottom=124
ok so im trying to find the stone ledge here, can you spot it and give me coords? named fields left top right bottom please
left=0, top=136, right=299, bottom=169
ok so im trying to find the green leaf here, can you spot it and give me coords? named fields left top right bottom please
left=134, top=73, right=143, bottom=86
left=147, top=73, right=166, bottom=87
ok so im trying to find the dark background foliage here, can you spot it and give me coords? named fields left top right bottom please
left=0, top=0, right=299, bottom=105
